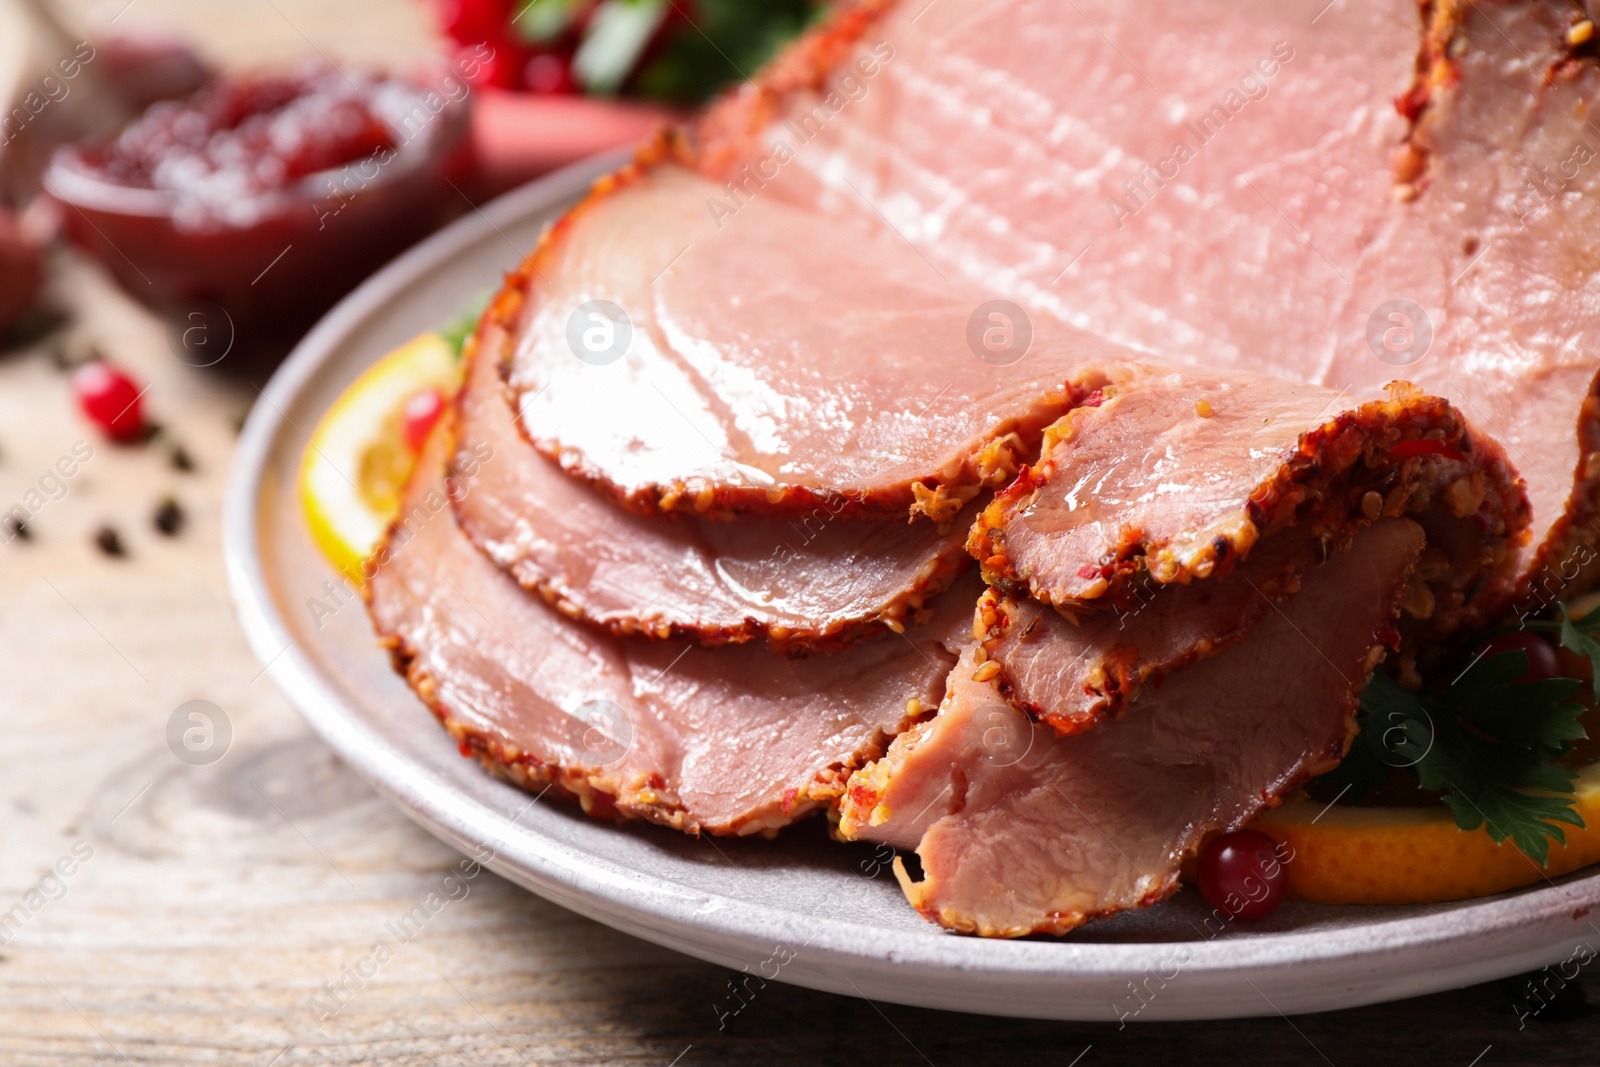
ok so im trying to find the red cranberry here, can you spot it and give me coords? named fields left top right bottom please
left=524, top=53, right=577, bottom=94
left=72, top=361, right=146, bottom=442
left=434, top=0, right=514, bottom=46
left=457, top=40, right=521, bottom=90
left=1196, top=829, right=1288, bottom=921
left=401, top=387, right=447, bottom=453
left=1476, top=630, right=1561, bottom=684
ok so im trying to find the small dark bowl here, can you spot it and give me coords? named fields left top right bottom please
left=44, top=65, right=474, bottom=362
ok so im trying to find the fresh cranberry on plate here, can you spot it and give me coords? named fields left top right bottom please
left=1476, top=630, right=1562, bottom=684
left=1197, top=829, right=1289, bottom=921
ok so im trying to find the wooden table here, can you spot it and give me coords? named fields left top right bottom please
left=1, top=2, right=1597, bottom=1063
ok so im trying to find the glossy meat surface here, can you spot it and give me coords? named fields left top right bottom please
left=453, top=320, right=971, bottom=648
left=366, top=418, right=969, bottom=835
left=502, top=159, right=1135, bottom=519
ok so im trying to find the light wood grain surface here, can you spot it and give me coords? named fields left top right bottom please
left=1, top=1, right=1598, bottom=1064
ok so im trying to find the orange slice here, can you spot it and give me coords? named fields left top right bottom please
left=299, top=332, right=459, bottom=582
left=1253, top=762, right=1600, bottom=904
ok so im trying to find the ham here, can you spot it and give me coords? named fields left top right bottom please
left=838, top=518, right=1424, bottom=937
left=697, top=0, right=1600, bottom=598
left=365, top=416, right=971, bottom=835
left=452, top=318, right=972, bottom=649
left=969, top=366, right=1528, bottom=631
left=501, top=153, right=1132, bottom=520
left=351, top=0, right=1575, bottom=942
left=978, top=525, right=1318, bottom=736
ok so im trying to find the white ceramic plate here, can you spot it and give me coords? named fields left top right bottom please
left=225, top=154, right=1600, bottom=1022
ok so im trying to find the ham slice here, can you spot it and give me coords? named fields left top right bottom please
left=366, top=417, right=971, bottom=835
left=978, top=525, right=1318, bottom=736
left=452, top=318, right=971, bottom=649
left=838, top=518, right=1424, bottom=937
left=698, top=0, right=1600, bottom=597
left=969, top=366, right=1528, bottom=630
left=501, top=154, right=1134, bottom=520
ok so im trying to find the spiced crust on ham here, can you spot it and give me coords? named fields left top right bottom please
left=969, top=370, right=1529, bottom=640
left=365, top=415, right=970, bottom=837
left=974, top=525, right=1320, bottom=737
left=451, top=318, right=972, bottom=652
left=838, top=519, right=1424, bottom=938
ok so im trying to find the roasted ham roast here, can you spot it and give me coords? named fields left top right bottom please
left=358, top=0, right=1594, bottom=937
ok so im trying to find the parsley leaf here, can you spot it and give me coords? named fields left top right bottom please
left=1316, top=672, right=1415, bottom=802
left=1559, top=600, right=1600, bottom=703
left=1331, top=655, right=1588, bottom=866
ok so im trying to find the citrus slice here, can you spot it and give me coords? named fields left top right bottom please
left=299, top=332, right=460, bottom=583
left=1252, top=762, right=1600, bottom=904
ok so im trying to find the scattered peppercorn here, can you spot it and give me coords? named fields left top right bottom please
left=5, top=516, right=29, bottom=541
left=153, top=496, right=184, bottom=536
left=145, top=424, right=194, bottom=470
left=94, top=525, right=126, bottom=558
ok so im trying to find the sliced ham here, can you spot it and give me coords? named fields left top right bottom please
left=697, top=0, right=1600, bottom=596
left=452, top=318, right=971, bottom=649
left=979, top=524, right=1318, bottom=736
left=365, top=416, right=971, bottom=835
left=352, top=0, right=1590, bottom=941
left=501, top=154, right=1138, bottom=520
left=838, top=518, right=1423, bottom=937
left=969, top=366, right=1528, bottom=630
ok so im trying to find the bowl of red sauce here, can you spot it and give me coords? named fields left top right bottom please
left=45, top=61, right=474, bottom=351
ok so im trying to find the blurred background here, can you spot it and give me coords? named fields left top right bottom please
left=0, top=1, right=1595, bottom=1063
left=0, top=0, right=822, bottom=357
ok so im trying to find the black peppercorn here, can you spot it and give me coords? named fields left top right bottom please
left=154, top=496, right=184, bottom=537
left=94, top=525, right=126, bottom=558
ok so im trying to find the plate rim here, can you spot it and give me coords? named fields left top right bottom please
left=223, top=153, right=1600, bottom=1022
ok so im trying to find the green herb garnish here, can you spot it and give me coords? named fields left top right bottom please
left=511, top=0, right=824, bottom=104
left=1558, top=600, right=1600, bottom=703
left=1323, top=648, right=1588, bottom=866
left=629, top=0, right=825, bottom=104
left=440, top=295, right=490, bottom=359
